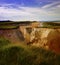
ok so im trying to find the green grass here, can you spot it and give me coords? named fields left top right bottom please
left=0, top=25, right=18, bottom=29
left=0, top=22, right=19, bottom=29
left=42, top=22, right=60, bottom=28
left=0, top=22, right=60, bottom=29
left=0, top=38, right=60, bottom=65
left=0, top=37, right=11, bottom=48
left=40, top=26, right=60, bottom=28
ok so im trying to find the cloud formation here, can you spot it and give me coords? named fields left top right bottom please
left=0, top=2, right=60, bottom=21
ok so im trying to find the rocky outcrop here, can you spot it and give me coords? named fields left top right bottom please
left=47, top=29, right=60, bottom=54
left=0, top=21, right=60, bottom=54
left=21, top=27, right=60, bottom=54
left=0, top=29, right=24, bottom=44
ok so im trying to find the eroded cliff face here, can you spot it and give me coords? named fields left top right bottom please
left=20, top=27, right=60, bottom=54
left=0, top=29, right=24, bottom=44
left=0, top=22, right=60, bottom=54
left=47, top=29, right=60, bottom=54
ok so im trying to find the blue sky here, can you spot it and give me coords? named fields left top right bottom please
left=0, top=0, right=60, bottom=21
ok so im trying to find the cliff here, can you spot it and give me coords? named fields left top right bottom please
left=0, top=29, right=25, bottom=44
left=0, top=21, right=60, bottom=54
left=19, top=22, right=60, bottom=54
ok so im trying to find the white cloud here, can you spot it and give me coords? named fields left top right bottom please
left=42, top=2, right=60, bottom=9
left=56, top=5, right=60, bottom=8
left=0, top=3, right=60, bottom=21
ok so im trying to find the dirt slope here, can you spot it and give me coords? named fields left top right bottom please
left=0, top=29, right=24, bottom=44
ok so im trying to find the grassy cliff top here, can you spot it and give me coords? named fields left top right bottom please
left=0, top=21, right=60, bottom=29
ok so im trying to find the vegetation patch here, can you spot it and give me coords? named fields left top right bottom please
left=42, top=22, right=60, bottom=28
left=0, top=38, right=60, bottom=65
left=0, top=37, right=11, bottom=48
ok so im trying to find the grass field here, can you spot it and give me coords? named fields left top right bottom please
left=0, top=21, right=60, bottom=29
left=42, top=22, right=60, bottom=28
left=0, top=37, right=60, bottom=65
left=0, top=25, right=18, bottom=29
left=0, top=21, right=31, bottom=29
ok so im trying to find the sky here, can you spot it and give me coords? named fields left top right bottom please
left=0, top=0, right=60, bottom=21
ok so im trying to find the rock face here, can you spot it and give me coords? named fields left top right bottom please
left=20, top=27, right=60, bottom=54
left=0, top=29, right=24, bottom=44
left=33, top=29, right=60, bottom=54
left=0, top=21, right=60, bottom=54
left=47, top=29, right=60, bottom=54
